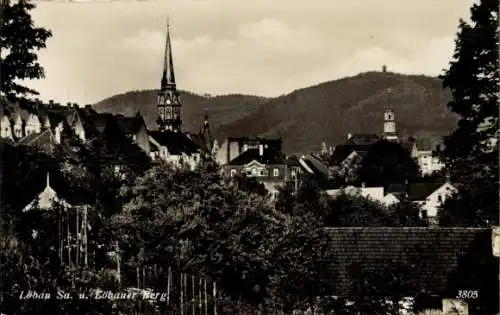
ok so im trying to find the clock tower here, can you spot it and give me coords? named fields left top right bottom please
left=157, top=19, right=182, bottom=132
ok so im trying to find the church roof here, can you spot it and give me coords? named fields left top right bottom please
left=149, top=130, right=201, bottom=155
left=161, top=20, right=176, bottom=90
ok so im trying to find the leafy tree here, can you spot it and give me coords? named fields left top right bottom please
left=0, top=0, right=52, bottom=103
left=109, top=161, right=283, bottom=309
left=438, top=0, right=499, bottom=226
left=328, top=152, right=362, bottom=187
left=358, top=140, right=421, bottom=188
left=323, top=191, right=394, bottom=227
left=270, top=179, right=336, bottom=314
left=229, top=174, right=268, bottom=197
left=386, top=198, right=428, bottom=227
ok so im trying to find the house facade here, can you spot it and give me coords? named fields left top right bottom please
left=408, top=182, right=458, bottom=224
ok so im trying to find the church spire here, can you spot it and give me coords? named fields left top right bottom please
left=161, top=17, right=176, bottom=90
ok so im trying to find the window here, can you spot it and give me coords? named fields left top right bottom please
left=259, top=170, right=265, bottom=176
left=421, top=210, right=428, bottom=219
left=230, top=169, right=237, bottom=177
left=437, top=195, right=442, bottom=203
left=251, top=168, right=258, bottom=176
left=273, top=168, right=279, bottom=177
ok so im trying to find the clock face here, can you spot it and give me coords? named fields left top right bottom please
left=166, top=99, right=171, bottom=105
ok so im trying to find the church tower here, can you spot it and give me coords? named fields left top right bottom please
left=157, top=19, right=182, bottom=132
left=383, top=88, right=398, bottom=142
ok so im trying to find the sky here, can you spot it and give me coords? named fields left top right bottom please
left=25, top=0, right=474, bottom=105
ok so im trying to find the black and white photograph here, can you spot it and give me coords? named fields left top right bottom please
left=0, top=0, right=498, bottom=314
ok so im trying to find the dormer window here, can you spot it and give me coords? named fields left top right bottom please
left=273, top=168, right=279, bottom=177
left=437, top=195, right=442, bottom=203
left=230, top=169, right=237, bottom=177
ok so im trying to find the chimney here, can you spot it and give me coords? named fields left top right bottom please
left=66, top=102, right=71, bottom=107
left=48, top=100, right=54, bottom=108
left=85, top=105, right=92, bottom=110
left=259, top=144, right=264, bottom=156
left=347, top=133, right=353, bottom=140
left=361, top=182, right=366, bottom=188
left=382, top=65, right=387, bottom=73
left=73, top=103, right=78, bottom=108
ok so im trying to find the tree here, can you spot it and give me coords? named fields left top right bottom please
left=323, top=191, right=394, bottom=227
left=0, top=0, right=52, bottom=103
left=438, top=0, right=499, bottom=226
left=358, top=140, right=421, bottom=188
left=386, top=198, right=428, bottom=227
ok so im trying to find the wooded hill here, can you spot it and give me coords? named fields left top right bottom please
left=93, top=71, right=457, bottom=154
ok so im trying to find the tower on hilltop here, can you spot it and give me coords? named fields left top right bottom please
left=383, top=88, right=399, bottom=142
left=157, top=18, right=182, bottom=132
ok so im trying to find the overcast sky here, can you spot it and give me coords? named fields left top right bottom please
left=25, top=0, right=474, bottom=105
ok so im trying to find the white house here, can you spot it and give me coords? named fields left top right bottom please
left=409, top=141, right=445, bottom=175
left=24, top=113, right=42, bottom=136
left=407, top=182, right=458, bottom=224
left=148, top=131, right=201, bottom=170
left=1, top=115, right=13, bottom=140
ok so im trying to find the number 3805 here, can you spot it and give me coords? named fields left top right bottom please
left=456, top=290, right=479, bottom=299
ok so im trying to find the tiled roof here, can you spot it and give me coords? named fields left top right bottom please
left=407, top=183, right=444, bottom=201
left=330, top=145, right=371, bottom=165
left=302, top=154, right=329, bottom=179
left=17, top=132, right=42, bottom=145
left=344, top=134, right=380, bottom=146
left=115, top=115, right=145, bottom=135
left=325, top=227, right=496, bottom=297
left=149, top=130, right=201, bottom=155
left=228, top=148, right=286, bottom=166
left=386, top=183, right=407, bottom=195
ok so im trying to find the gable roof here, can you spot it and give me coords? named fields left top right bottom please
left=344, top=134, right=380, bottom=146
left=330, top=144, right=372, bottom=165
left=149, top=130, right=201, bottom=155
left=407, top=183, right=446, bottom=201
left=23, top=174, right=72, bottom=212
left=228, top=148, right=286, bottom=166
left=325, top=227, right=496, bottom=297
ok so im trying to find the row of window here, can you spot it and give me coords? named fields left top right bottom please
left=230, top=168, right=281, bottom=177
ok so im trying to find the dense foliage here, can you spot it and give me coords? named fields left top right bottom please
left=438, top=0, right=499, bottom=227
left=0, top=0, right=52, bottom=103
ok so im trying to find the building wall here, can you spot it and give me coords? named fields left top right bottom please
left=1, top=116, right=13, bottom=140
left=25, top=114, right=41, bottom=136
left=420, top=183, right=457, bottom=219
left=13, top=116, right=24, bottom=139
left=134, top=125, right=151, bottom=154
left=223, top=163, right=287, bottom=181
left=417, top=150, right=445, bottom=175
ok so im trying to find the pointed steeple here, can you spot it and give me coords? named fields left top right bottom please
left=46, top=172, right=50, bottom=188
left=161, top=17, right=176, bottom=90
